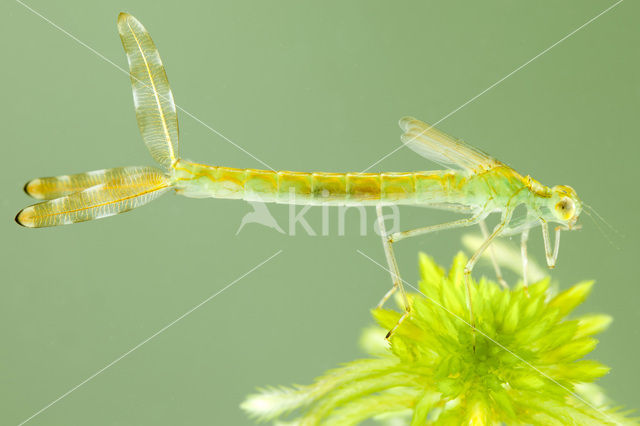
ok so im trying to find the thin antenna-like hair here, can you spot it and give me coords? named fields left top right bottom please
left=581, top=202, right=620, bottom=250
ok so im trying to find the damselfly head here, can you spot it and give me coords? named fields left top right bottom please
left=550, top=185, right=581, bottom=229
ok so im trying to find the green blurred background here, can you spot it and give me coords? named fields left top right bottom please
left=1, top=0, right=638, bottom=424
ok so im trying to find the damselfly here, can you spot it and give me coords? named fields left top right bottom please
left=15, top=13, right=582, bottom=340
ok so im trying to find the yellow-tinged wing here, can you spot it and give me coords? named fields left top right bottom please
left=24, top=166, right=160, bottom=200
left=399, top=116, right=501, bottom=172
left=118, top=12, right=179, bottom=169
left=16, top=167, right=171, bottom=228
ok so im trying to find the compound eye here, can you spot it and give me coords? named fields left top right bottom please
left=555, top=197, right=575, bottom=221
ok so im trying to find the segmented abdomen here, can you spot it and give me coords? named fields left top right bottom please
left=173, top=160, right=466, bottom=206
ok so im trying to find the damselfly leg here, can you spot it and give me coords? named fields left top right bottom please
left=479, top=219, right=509, bottom=289
left=376, top=206, right=486, bottom=339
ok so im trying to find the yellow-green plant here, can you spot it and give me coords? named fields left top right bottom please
left=242, top=253, right=635, bottom=425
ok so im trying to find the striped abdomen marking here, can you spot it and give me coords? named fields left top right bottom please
left=173, top=160, right=463, bottom=206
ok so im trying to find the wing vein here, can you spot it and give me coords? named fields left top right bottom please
left=126, top=21, right=176, bottom=164
left=35, top=183, right=170, bottom=218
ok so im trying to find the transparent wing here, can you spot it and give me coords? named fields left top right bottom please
left=16, top=167, right=171, bottom=228
left=23, top=166, right=158, bottom=200
left=399, top=116, right=501, bottom=172
left=118, top=12, right=179, bottom=169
